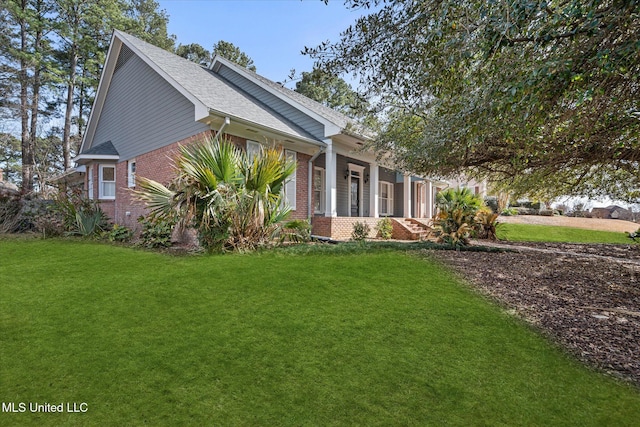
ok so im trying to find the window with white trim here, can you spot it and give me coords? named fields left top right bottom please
left=379, top=181, right=394, bottom=216
left=99, top=164, right=116, bottom=199
left=87, top=165, right=94, bottom=200
left=127, top=160, right=136, bottom=187
left=284, top=150, right=297, bottom=210
left=246, top=140, right=261, bottom=162
left=313, top=167, right=325, bottom=214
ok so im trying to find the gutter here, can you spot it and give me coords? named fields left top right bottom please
left=308, top=146, right=326, bottom=221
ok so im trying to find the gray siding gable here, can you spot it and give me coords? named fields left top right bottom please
left=217, top=64, right=326, bottom=140
left=89, top=52, right=209, bottom=160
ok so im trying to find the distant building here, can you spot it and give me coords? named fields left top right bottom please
left=591, top=205, right=632, bottom=221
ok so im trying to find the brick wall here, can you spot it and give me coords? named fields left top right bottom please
left=113, top=130, right=214, bottom=229
left=312, top=217, right=380, bottom=240
left=290, top=152, right=310, bottom=220
left=95, top=130, right=312, bottom=232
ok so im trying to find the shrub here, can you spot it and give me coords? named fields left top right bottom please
left=53, top=189, right=109, bottom=237
left=501, top=207, right=518, bottom=216
left=0, top=195, right=22, bottom=233
left=433, top=188, right=483, bottom=246
left=474, top=208, right=499, bottom=240
left=138, top=215, right=175, bottom=249
left=375, top=217, right=393, bottom=239
left=484, top=196, right=499, bottom=214
left=279, top=219, right=311, bottom=243
left=33, top=211, right=65, bottom=238
left=104, top=224, right=134, bottom=243
left=135, top=136, right=295, bottom=252
left=351, top=221, right=371, bottom=241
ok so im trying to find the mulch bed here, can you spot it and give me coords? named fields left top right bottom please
left=427, top=242, right=640, bottom=387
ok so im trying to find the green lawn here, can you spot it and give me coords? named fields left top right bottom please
left=497, top=222, right=634, bottom=244
left=1, top=238, right=639, bottom=426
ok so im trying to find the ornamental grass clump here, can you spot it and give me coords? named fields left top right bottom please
left=135, top=136, right=295, bottom=252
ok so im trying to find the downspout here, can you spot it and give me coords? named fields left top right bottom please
left=214, top=116, right=231, bottom=142
left=308, top=147, right=326, bottom=221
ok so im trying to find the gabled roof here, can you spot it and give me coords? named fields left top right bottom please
left=79, top=30, right=326, bottom=156
left=116, top=31, right=322, bottom=141
left=210, top=56, right=372, bottom=139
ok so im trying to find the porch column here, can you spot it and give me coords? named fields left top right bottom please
left=324, top=141, right=337, bottom=217
left=369, top=163, right=379, bottom=218
left=425, top=180, right=433, bottom=218
left=403, top=174, right=412, bottom=218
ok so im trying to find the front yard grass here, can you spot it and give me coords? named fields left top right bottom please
left=1, top=238, right=639, bottom=425
left=497, top=222, right=634, bottom=244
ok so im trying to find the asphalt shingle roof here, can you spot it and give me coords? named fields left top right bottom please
left=115, top=31, right=322, bottom=143
left=83, top=140, right=119, bottom=156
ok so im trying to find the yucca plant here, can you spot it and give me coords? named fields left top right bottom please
left=135, top=136, right=296, bottom=252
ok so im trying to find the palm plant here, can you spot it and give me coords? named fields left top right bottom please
left=135, top=136, right=296, bottom=252
left=433, top=187, right=484, bottom=246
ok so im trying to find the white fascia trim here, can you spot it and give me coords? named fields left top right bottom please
left=210, top=56, right=342, bottom=138
left=73, top=154, right=120, bottom=163
left=113, top=30, right=209, bottom=121
left=207, top=109, right=327, bottom=149
left=79, top=33, right=121, bottom=155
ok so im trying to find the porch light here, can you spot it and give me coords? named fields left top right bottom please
left=344, top=169, right=349, bottom=179
left=364, top=173, right=370, bottom=184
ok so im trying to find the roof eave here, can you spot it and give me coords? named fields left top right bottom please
left=73, top=154, right=120, bottom=165
left=207, top=109, right=326, bottom=149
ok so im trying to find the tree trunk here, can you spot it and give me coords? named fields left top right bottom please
left=19, top=0, right=33, bottom=194
left=63, top=48, right=78, bottom=170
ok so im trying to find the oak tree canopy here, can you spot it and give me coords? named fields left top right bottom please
left=307, top=0, right=640, bottom=201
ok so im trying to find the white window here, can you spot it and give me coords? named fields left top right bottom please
left=87, top=165, right=94, bottom=200
left=246, top=140, right=261, bottom=162
left=379, top=181, right=394, bottom=216
left=127, top=160, right=136, bottom=187
left=284, top=150, right=297, bottom=210
left=313, top=167, right=325, bottom=214
left=99, top=164, right=116, bottom=199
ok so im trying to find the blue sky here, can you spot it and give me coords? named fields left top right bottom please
left=158, top=0, right=370, bottom=88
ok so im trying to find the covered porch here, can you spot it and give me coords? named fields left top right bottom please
left=310, top=149, right=445, bottom=240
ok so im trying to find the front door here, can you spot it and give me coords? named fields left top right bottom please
left=350, top=175, right=360, bottom=216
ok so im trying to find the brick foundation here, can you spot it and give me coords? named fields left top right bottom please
left=311, top=217, right=381, bottom=240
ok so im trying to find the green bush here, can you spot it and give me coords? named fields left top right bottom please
left=433, top=188, right=483, bottom=247
left=375, top=217, right=393, bottom=239
left=137, top=215, right=174, bottom=248
left=501, top=207, right=518, bottom=216
left=351, top=221, right=371, bottom=241
left=53, top=189, right=108, bottom=237
left=279, top=219, right=311, bottom=243
left=103, top=224, right=134, bottom=243
left=484, top=196, right=499, bottom=214
left=135, top=137, right=295, bottom=252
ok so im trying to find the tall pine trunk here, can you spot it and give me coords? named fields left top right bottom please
left=63, top=48, right=77, bottom=170
left=19, top=0, right=33, bottom=193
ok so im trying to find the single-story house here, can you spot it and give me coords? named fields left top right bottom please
left=591, top=205, right=633, bottom=221
left=73, top=30, right=452, bottom=240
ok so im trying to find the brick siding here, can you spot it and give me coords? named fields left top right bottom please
left=87, top=130, right=312, bottom=234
